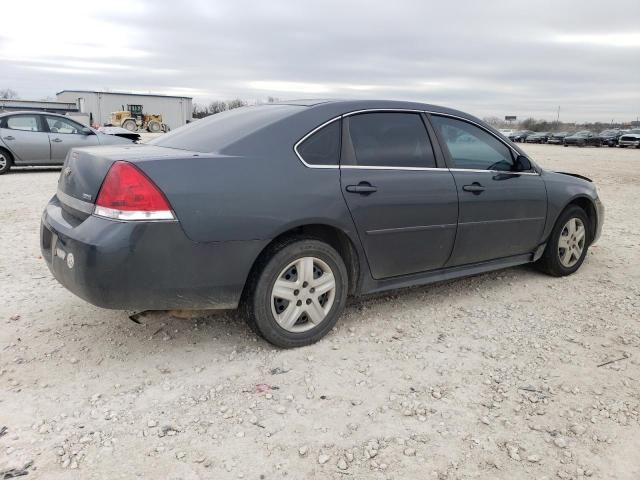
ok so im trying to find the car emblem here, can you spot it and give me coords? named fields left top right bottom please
left=64, top=167, right=72, bottom=177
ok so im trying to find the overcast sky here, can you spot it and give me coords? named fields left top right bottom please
left=2, top=0, right=639, bottom=122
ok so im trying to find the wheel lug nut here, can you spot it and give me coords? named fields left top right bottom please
left=296, top=300, right=302, bottom=306
left=309, top=287, right=315, bottom=293
left=294, top=289, right=299, bottom=296
left=306, top=299, right=312, bottom=305
left=302, top=281, right=308, bottom=288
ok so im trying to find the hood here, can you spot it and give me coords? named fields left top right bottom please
left=552, top=171, right=592, bottom=182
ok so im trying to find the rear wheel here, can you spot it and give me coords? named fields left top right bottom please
left=122, top=119, right=137, bottom=132
left=0, top=148, right=13, bottom=175
left=536, top=206, right=590, bottom=277
left=244, top=238, right=348, bottom=348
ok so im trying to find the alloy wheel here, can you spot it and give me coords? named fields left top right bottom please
left=270, top=256, right=336, bottom=333
left=558, top=218, right=586, bottom=268
left=0, top=153, right=7, bottom=170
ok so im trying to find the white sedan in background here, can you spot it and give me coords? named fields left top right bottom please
left=0, top=111, right=133, bottom=174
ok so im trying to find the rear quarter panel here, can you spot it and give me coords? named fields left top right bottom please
left=135, top=151, right=358, bottom=245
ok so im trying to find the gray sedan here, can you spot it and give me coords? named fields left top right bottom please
left=0, top=111, right=133, bottom=174
left=41, top=100, right=604, bottom=348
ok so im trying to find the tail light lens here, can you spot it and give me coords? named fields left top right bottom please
left=94, top=161, right=175, bottom=221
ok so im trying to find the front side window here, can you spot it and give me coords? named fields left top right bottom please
left=6, top=115, right=40, bottom=132
left=345, top=112, right=436, bottom=168
left=296, top=119, right=341, bottom=165
left=431, top=115, right=514, bottom=171
left=45, top=116, right=83, bottom=134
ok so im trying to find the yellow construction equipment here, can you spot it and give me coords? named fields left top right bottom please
left=109, top=104, right=168, bottom=133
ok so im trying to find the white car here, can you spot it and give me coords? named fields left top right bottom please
left=498, top=128, right=515, bottom=137
left=618, top=129, right=640, bottom=148
left=0, top=111, right=133, bottom=174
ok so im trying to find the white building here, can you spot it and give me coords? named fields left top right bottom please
left=56, top=90, right=193, bottom=130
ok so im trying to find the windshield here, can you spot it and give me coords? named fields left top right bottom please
left=599, top=130, right=617, bottom=135
left=150, top=104, right=303, bottom=152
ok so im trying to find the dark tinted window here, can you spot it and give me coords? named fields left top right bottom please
left=346, top=113, right=436, bottom=168
left=431, top=115, right=514, bottom=171
left=150, top=105, right=303, bottom=152
left=296, top=120, right=341, bottom=165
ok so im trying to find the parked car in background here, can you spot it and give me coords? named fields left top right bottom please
left=0, top=112, right=134, bottom=174
left=618, top=129, right=640, bottom=148
left=563, top=131, right=601, bottom=147
left=41, top=99, right=604, bottom=348
left=508, top=130, right=535, bottom=142
left=547, top=132, right=569, bottom=145
left=525, top=132, right=551, bottom=144
left=498, top=128, right=515, bottom=137
left=597, top=129, right=623, bottom=147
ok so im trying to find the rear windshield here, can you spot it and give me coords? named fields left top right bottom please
left=150, top=104, right=302, bottom=152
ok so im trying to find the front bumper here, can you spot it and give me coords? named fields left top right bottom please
left=41, top=196, right=268, bottom=310
left=619, top=140, right=640, bottom=147
left=593, top=197, right=605, bottom=245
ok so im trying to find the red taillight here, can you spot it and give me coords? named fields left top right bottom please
left=94, top=161, right=174, bottom=221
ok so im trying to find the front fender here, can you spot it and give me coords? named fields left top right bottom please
left=541, top=170, right=601, bottom=243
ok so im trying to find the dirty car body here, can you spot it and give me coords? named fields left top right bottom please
left=41, top=100, right=604, bottom=345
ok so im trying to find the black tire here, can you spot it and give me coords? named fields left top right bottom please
left=563, top=143, right=568, bottom=147
left=0, top=148, right=13, bottom=175
left=147, top=120, right=161, bottom=133
left=536, top=206, right=590, bottom=277
left=122, top=119, right=137, bottom=132
left=243, top=238, right=348, bottom=348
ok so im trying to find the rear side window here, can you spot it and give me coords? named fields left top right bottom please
left=296, top=119, right=341, bottom=166
left=6, top=115, right=41, bottom=132
left=149, top=105, right=302, bottom=153
left=344, top=112, right=436, bottom=168
left=431, top=115, right=514, bottom=171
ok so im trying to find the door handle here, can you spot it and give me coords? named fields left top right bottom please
left=345, top=182, right=377, bottom=194
left=52, top=138, right=63, bottom=143
left=3, top=136, right=15, bottom=140
left=462, top=182, right=485, bottom=194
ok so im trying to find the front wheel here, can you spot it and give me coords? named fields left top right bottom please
left=244, top=239, right=348, bottom=348
left=536, top=206, right=590, bottom=277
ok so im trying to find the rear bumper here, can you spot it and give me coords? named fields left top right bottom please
left=41, top=196, right=267, bottom=310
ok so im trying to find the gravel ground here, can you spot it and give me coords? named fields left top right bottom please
left=1, top=144, right=639, bottom=479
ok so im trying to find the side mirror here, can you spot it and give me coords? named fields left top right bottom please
left=514, top=155, right=532, bottom=172
left=80, top=127, right=93, bottom=135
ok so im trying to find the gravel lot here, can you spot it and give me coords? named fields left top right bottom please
left=1, top=144, right=638, bottom=480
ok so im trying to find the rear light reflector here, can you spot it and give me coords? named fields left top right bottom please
left=94, top=161, right=175, bottom=221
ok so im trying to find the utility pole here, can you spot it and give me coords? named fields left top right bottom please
left=556, top=106, right=560, bottom=125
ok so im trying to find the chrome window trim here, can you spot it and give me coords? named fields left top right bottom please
left=56, top=189, right=94, bottom=214
left=293, top=116, right=341, bottom=169
left=293, top=108, right=539, bottom=175
left=341, top=165, right=448, bottom=172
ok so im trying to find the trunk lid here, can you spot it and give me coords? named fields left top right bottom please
left=56, top=144, right=194, bottom=219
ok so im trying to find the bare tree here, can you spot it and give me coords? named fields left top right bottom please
left=0, top=88, right=18, bottom=99
left=208, top=101, right=228, bottom=114
left=226, top=98, right=247, bottom=110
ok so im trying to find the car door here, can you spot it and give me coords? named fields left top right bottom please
left=429, top=114, right=547, bottom=266
left=338, top=111, right=459, bottom=279
left=44, top=115, right=100, bottom=163
left=0, top=114, right=51, bottom=164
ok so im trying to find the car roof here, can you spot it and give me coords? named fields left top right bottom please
left=270, top=98, right=477, bottom=120
left=0, top=110, right=68, bottom=118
